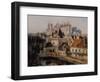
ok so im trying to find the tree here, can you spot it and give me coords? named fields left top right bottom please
left=28, top=34, right=46, bottom=66
left=58, top=28, right=64, bottom=38
left=45, top=42, right=53, bottom=47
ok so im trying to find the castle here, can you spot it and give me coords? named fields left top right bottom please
left=46, top=22, right=72, bottom=38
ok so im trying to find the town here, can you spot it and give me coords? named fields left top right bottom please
left=28, top=22, right=87, bottom=66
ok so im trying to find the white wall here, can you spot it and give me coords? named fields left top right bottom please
left=0, top=0, right=99, bottom=82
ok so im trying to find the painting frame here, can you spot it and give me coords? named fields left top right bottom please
left=11, top=1, right=98, bottom=80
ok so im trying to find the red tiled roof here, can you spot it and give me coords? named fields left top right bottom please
left=71, top=38, right=84, bottom=48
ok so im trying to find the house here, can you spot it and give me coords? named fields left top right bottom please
left=48, top=38, right=59, bottom=47
left=57, top=50, right=66, bottom=56
left=70, top=47, right=87, bottom=55
left=59, top=42, right=70, bottom=55
left=70, top=35, right=87, bottom=56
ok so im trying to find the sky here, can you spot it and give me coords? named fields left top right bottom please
left=28, top=15, right=88, bottom=34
